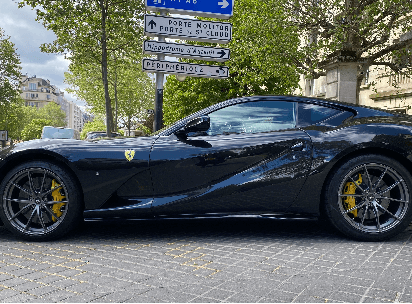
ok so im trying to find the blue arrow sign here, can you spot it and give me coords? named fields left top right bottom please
left=145, top=0, right=234, bottom=19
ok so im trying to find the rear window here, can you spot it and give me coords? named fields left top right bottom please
left=297, top=103, right=342, bottom=127
left=41, top=127, right=79, bottom=139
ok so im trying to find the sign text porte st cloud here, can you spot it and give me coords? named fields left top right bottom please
left=145, top=0, right=234, bottom=19
left=144, top=15, right=232, bottom=44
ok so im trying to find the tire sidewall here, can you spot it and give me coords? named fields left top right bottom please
left=0, top=161, right=83, bottom=241
left=324, top=154, right=412, bottom=241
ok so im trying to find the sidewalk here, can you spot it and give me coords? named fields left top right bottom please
left=1, top=218, right=412, bottom=303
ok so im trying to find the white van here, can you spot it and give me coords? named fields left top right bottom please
left=41, top=126, right=80, bottom=140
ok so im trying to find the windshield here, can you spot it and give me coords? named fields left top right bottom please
left=42, top=127, right=76, bottom=139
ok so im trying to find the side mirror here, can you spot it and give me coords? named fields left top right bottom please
left=176, top=116, right=210, bottom=136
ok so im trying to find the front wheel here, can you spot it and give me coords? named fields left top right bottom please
left=0, top=161, right=83, bottom=241
left=324, top=155, right=412, bottom=241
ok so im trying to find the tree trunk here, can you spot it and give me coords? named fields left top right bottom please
left=114, top=70, right=118, bottom=132
left=100, top=0, right=113, bottom=137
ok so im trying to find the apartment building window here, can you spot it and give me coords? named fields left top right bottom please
left=29, top=83, right=37, bottom=91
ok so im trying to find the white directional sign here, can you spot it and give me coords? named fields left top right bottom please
left=145, top=0, right=234, bottom=19
left=143, top=40, right=230, bottom=62
left=143, top=59, right=229, bottom=79
left=144, top=15, right=232, bottom=44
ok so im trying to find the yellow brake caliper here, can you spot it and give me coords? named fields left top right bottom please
left=342, top=174, right=362, bottom=217
left=51, top=179, right=66, bottom=222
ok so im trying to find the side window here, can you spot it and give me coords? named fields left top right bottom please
left=298, top=103, right=342, bottom=127
left=207, top=101, right=296, bottom=136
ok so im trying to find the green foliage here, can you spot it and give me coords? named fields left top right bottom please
left=163, top=0, right=300, bottom=125
left=38, top=102, right=67, bottom=127
left=282, top=0, right=412, bottom=88
left=21, top=119, right=53, bottom=141
left=0, top=27, right=23, bottom=141
left=65, top=56, right=154, bottom=131
left=19, top=0, right=147, bottom=135
left=80, top=116, right=106, bottom=139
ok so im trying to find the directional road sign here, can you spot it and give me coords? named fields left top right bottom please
left=143, top=40, right=230, bottom=62
left=145, top=0, right=234, bottom=19
left=144, top=14, right=232, bottom=44
left=143, top=59, right=229, bottom=79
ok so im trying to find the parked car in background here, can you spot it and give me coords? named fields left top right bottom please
left=85, top=131, right=120, bottom=140
left=41, top=126, right=80, bottom=140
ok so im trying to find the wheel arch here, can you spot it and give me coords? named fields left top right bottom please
left=319, top=146, right=412, bottom=216
left=0, top=151, right=84, bottom=207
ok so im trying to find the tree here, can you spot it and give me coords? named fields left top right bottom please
left=0, top=27, right=23, bottom=141
left=163, top=0, right=301, bottom=126
left=38, top=102, right=67, bottom=127
left=80, top=115, right=106, bottom=139
left=65, top=55, right=154, bottom=133
left=18, top=102, right=66, bottom=141
left=20, top=0, right=146, bottom=136
left=282, top=0, right=412, bottom=103
left=21, top=118, right=53, bottom=141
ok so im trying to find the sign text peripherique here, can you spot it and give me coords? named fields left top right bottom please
left=142, top=59, right=229, bottom=79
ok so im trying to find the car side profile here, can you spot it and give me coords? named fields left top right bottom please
left=1, top=95, right=412, bottom=241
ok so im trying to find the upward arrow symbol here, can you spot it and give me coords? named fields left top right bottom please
left=218, top=0, right=229, bottom=9
left=148, top=19, right=157, bottom=30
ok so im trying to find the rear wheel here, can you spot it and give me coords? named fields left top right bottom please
left=324, top=155, right=412, bottom=241
left=0, top=161, right=83, bottom=241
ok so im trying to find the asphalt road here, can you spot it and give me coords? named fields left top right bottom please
left=1, top=217, right=412, bottom=303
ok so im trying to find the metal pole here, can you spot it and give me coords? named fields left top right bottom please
left=153, top=11, right=166, bottom=132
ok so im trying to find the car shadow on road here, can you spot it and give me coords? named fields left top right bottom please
left=1, top=217, right=411, bottom=243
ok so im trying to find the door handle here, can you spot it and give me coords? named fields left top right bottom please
left=290, top=142, right=304, bottom=151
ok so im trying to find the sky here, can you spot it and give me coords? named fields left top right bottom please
left=0, top=0, right=84, bottom=106
left=1, top=1, right=191, bottom=109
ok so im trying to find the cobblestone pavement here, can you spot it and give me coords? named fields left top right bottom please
left=1, top=217, right=412, bottom=303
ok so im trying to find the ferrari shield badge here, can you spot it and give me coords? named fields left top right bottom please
left=125, top=150, right=135, bottom=161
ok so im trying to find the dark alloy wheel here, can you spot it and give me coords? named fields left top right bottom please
left=0, top=161, right=83, bottom=241
left=324, top=155, right=412, bottom=241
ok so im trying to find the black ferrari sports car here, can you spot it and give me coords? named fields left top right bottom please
left=1, top=95, right=412, bottom=241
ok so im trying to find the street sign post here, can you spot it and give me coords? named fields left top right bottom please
left=144, top=15, right=232, bottom=44
left=0, top=130, right=8, bottom=148
left=143, top=59, right=229, bottom=79
left=0, top=130, right=7, bottom=141
left=145, top=0, right=234, bottom=19
left=143, top=40, right=230, bottom=62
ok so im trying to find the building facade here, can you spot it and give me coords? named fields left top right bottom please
left=297, top=28, right=412, bottom=113
left=297, top=66, right=412, bottom=114
left=20, top=75, right=86, bottom=131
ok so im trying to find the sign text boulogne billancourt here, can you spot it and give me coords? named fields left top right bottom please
left=145, top=0, right=234, bottom=19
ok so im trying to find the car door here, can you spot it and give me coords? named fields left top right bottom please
left=149, top=99, right=313, bottom=215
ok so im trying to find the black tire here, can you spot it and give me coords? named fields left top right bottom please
left=0, top=161, right=83, bottom=241
left=324, top=154, right=412, bottom=241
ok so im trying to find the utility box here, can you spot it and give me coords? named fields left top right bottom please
left=0, top=130, right=8, bottom=148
